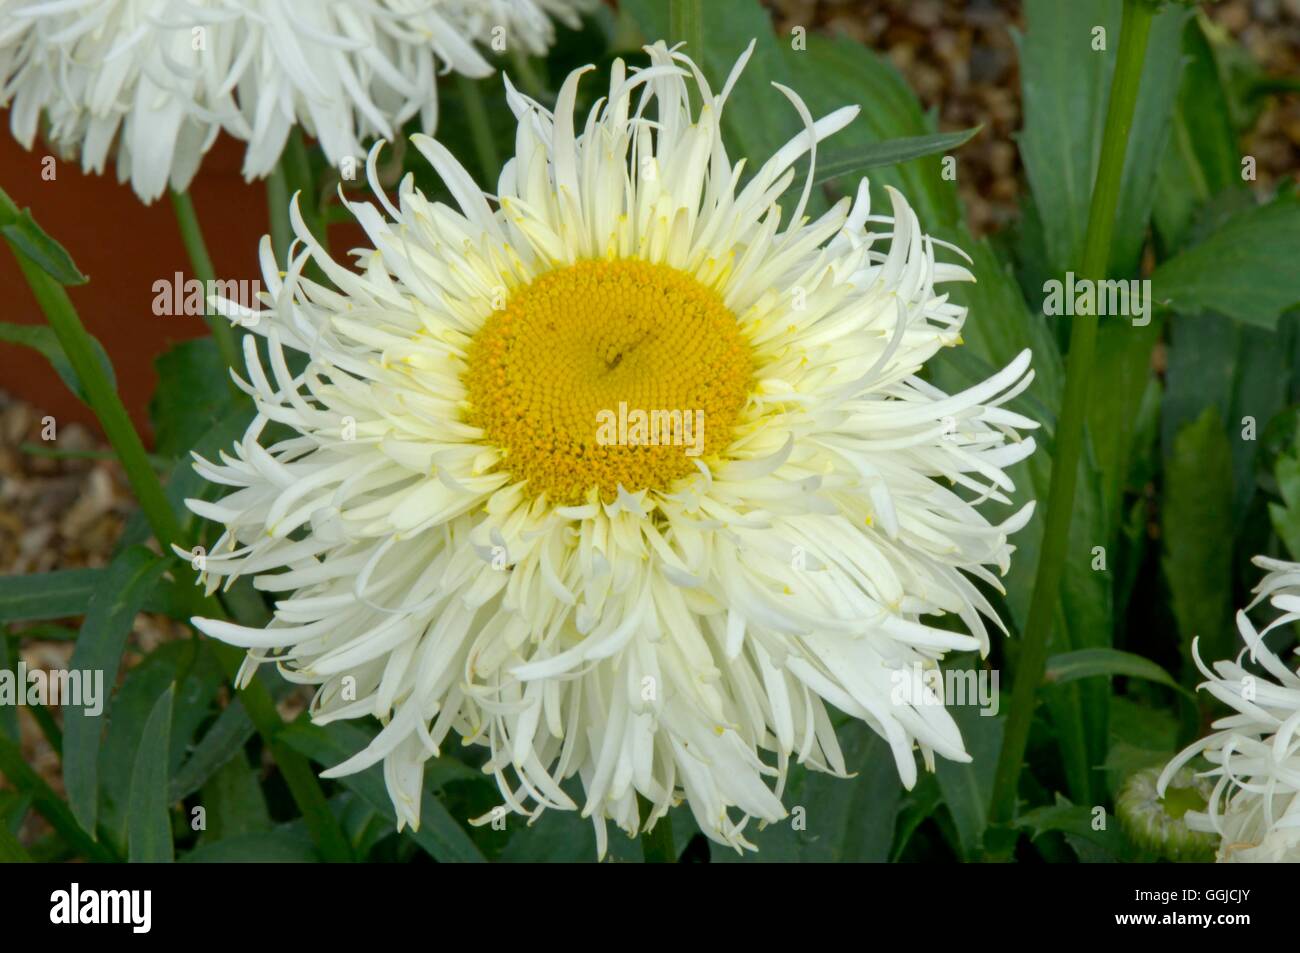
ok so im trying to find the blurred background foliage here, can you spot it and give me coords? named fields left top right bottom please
left=1, top=0, right=1299, bottom=863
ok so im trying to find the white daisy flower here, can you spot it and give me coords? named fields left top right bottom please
left=0, top=0, right=589, bottom=203
left=187, top=43, right=1037, bottom=854
left=1159, top=556, right=1300, bottom=863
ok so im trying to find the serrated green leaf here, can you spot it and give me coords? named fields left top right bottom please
left=128, top=684, right=175, bottom=863
left=1016, top=793, right=1133, bottom=861
left=1152, top=196, right=1300, bottom=329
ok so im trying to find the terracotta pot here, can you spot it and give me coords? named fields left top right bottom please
left=0, top=129, right=357, bottom=444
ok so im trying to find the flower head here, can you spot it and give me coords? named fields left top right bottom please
left=0, top=0, right=590, bottom=202
left=1159, top=556, right=1300, bottom=862
left=1116, top=766, right=1217, bottom=862
left=189, top=43, right=1037, bottom=854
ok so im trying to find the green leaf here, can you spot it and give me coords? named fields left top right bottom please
left=1271, top=448, right=1300, bottom=560
left=279, top=720, right=487, bottom=863
left=0, top=567, right=190, bottom=624
left=0, top=207, right=87, bottom=285
left=169, top=700, right=257, bottom=803
left=0, top=819, right=32, bottom=862
left=1153, top=16, right=1249, bottom=253
left=0, top=632, right=18, bottom=743
left=128, top=684, right=175, bottom=863
left=62, top=547, right=170, bottom=837
left=1152, top=195, right=1300, bottom=329
left=1018, top=0, right=1188, bottom=276
left=181, top=828, right=318, bottom=863
left=1162, top=313, right=1289, bottom=522
left=786, top=34, right=961, bottom=229
left=1162, top=407, right=1236, bottom=669
left=117, top=396, right=256, bottom=554
left=1044, top=648, right=1192, bottom=699
left=890, top=775, right=943, bottom=862
left=0, top=732, right=114, bottom=861
left=197, top=751, right=272, bottom=842
left=934, top=702, right=1003, bottom=861
left=712, top=719, right=904, bottom=862
left=623, top=0, right=797, bottom=165
left=0, top=322, right=115, bottom=405
left=1016, top=793, right=1133, bottom=861
left=814, top=129, right=979, bottom=185
left=100, top=642, right=224, bottom=849
left=149, top=338, right=236, bottom=460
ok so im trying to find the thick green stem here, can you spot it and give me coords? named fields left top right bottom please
left=169, top=190, right=240, bottom=380
left=2, top=187, right=351, bottom=862
left=455, top=74, right=501, bottom=183
left=638, top=796, right=676, bottom=863
left=987, top=0, right=1155, bottom=843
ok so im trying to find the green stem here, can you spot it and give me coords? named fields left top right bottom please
left=285, top=129, right=329, bottom=255
left=670, top=0, right=704, bottom=59
left=1, top=187, right=351, bottom=862
left=987, top=0, right=1155, bottom=844
left=671, top=0, right=705, bottom=113
left=267, top=162, right=291, bottom=267
left=169, top=190, right=241, bottom=381
left=637, top=796, right=676, bottom=863
left=455, top=74, right=501, bottom=183
left=508, top=47, right=549, bottom=103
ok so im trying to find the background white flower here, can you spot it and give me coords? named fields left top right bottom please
left=188, top=43, right=1037, bottom=855
left=1159, top=555, right=1300, bottom=862
left=0, top=0, right=591, bottom=202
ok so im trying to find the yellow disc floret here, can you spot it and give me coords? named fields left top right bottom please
left=463, top=259, right=753, bottom=505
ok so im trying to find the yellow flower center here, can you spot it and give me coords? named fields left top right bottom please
left=463, top=259, right=753, bottom=505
